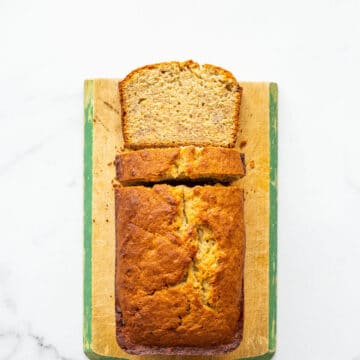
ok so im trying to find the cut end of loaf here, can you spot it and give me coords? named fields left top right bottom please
left=120, top=60, right=241, bottom=149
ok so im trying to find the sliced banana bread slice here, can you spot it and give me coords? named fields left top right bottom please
left=115, top=146, right=245, bottom=185
left=120, top=61, right=242, bottom=149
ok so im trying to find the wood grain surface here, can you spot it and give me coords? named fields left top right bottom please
left=83, top=79, right=277, bottom=360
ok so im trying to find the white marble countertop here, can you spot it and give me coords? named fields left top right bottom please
left=1, top=1, right=360, bottom=359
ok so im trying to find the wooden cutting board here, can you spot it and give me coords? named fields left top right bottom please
left=83, top=79, right=278, bottom=360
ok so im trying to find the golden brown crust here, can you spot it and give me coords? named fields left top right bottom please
left=115, top=148, right=180, bottom=184
left=119, top=60, right=241, bottom=149
left=186, top=146, right=244, bottom=178
left=119, top=81, right=127, bottom=146
left=115, top=185, right=245, bottom=355
left=234, top=85, right=242, bottom=146
left=115, top=146, right=245, bottom=185
left=123, top=140, right=238, bottom=150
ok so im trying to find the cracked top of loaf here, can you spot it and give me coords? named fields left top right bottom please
left=119, top=60, right=242, bottom=149
left=115, top=184, right=245, bottom=355
left=115, top=146, right=245, bottom=185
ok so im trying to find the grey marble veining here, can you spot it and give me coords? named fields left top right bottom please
left=0, top=331, right=73, bottom=360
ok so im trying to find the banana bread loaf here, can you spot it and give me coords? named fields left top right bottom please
left=115, top=184, right=245, bottom=355
left=115, top=146, right=245, bottom=185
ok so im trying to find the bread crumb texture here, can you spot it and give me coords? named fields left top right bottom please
left=115, top=184, right=245, bottom=353
left=120, top=61, right=241, bottom=149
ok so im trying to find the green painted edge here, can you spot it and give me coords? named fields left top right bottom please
left=269, top=83, right=278, bottom=354
left=242, top=351, right=276, bottom=360
left=85, top=352, right=128, bottom=360
left=84, top=80, right=94, bottom=357
left=237, top=83, right=278, bottom=360
left=83, top=80, right=129, bottom=360
left=83, top=82, right=278, bottom=360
